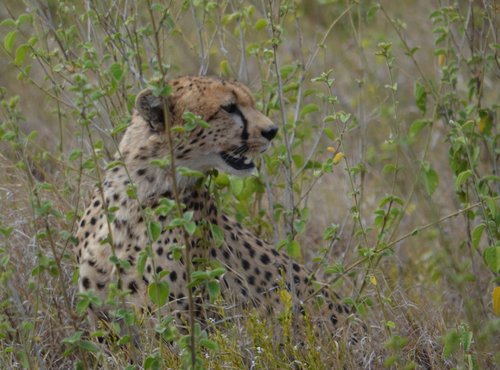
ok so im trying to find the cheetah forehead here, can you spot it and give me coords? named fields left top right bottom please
left=170, top=76, right=255, bottom=112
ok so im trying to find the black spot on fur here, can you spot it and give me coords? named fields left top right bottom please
left=260, top=253, right=270, bottom=265
left=330, top=314, right=338, bottom=325
left=170, top=270, right=177, bottom=282
left=265, top=271, right=273, bottom=281
left=128, top=281, right=138, bottom=294
left=243, top=241, right=255, bottom=257
left=242, top=259, right=250, bottom=270
left=82, top=277, right=90, bottom=289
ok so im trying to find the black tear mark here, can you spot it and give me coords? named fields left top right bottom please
left=222, top=104, right=249, bottom=141
left=234, top=105, right=249, bottom=141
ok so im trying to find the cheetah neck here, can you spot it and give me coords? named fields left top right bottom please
left=104, top=159, right=216, bottom=226
left=113, top=115, right=204, bottom=203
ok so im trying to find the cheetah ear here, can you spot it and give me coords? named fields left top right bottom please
left=135, top=89, right=166, bottom=131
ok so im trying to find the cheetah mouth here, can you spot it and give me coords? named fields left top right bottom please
left=219, top=151, right=255, bottom=171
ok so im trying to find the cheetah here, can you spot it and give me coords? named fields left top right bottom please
left=75, top=76, right=354, bottom=337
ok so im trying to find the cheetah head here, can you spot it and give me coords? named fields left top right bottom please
left=133, top=76, right=278, bottom=176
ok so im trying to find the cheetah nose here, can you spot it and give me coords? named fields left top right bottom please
left=261, top=125, right=278, bottom=141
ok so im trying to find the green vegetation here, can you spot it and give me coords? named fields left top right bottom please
left=0, top=0, right=499, bottom=368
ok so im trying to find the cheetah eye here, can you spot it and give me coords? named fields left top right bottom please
left=221, top=103, right=238, bottom=114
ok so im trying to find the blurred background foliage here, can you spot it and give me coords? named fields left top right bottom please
left=0, top=0, right=499, bottom=368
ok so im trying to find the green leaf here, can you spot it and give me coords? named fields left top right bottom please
left=17, top=14, right=33, bottom=26
left=383, top=164, right=398, bottom=174
left=286, top=240, right=301, bottom=259
left=414, top=81, right=427, bottom=113
left=106, top=160, right=124, bottom=170
left=483, top=246, right=500, bottom=273
left=79, top=340, right=99, bottom=353
left=0, top=19, right=16, bottom=28
left=293, top=219, right=305, bottom=234
left=300, top=103, right=319, bottom=117
left=148, top=281, right=170, bottom=307
left=338, top=111, right=351, bottom=123
left=230, top=177, right=243, bottom=196
left=75, top=299, right=90, bottom=315
left=199, top=338, right=219, bottom=352
left=136, top=250, right=148, bottom=276
left=443, top=330, right=460, bottom=358
left=208, top=267, right=226, bottom=279
left=0, top=226, right=14, bottom=238
left=209, top=223, right=224, bottom=247
left=409, top=119, right=431, bottom=138
left=14, top=44, right=29, bottom=66
left=324, top=127, right=335, bottom=140
left=63, top=331, right=83, bottom=345
left=366, top=4, right=380, bottom=20
left=177, top=166, right=204, bottom=178
left=148, top=221, right=161, bottom=242
left=214, top=173, right=230, bottom=187
left=254, top=18, right=267, bottom=30
left=484, top=196, right=498, bottom=218
left=109, top=62, right=124, bottom=81
left=117, top=335, right=131, bottom=346
left=455, top=169, right=472, bottom=189
left=144, top=354, right=160, bottom=370
left=150, top=3, right=165, bottom=12
left=471, top=223, right=485, bottom=249
left=280, top=64, right=294, bottom=79
left=207, top=280, right=220, bottom=302
left=191, top=271, right=209, bottom=284
left=461, top=330, right=473, bottom=352
left=184, top=221, right=196, bottom=235
left=4, top=30, right=17, bottom=53
left=109, top=255, right=131, bottom=270
left=421, top=164, right=439, bottom=196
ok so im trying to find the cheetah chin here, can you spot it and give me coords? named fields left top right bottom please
left=219, top=151, right=255, bottom=172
